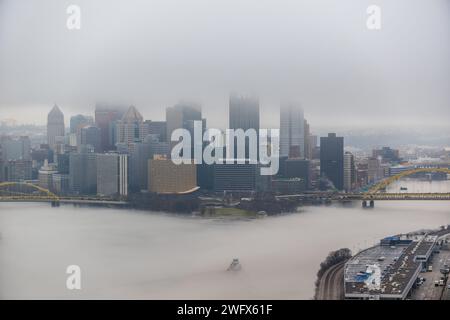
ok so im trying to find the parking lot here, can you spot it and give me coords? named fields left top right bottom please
left=411, top=245, right=450, bottom=300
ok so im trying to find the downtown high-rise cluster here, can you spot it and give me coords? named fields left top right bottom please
left=0, top=95, right=408, bottom=199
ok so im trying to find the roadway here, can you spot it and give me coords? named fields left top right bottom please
left=316, top=261, right=346, bottom=300
left=0, top=197, right=129, bottom=206
left=276, top=193, right=450, bottom=201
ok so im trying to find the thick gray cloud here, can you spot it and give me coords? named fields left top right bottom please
left=0, top=0, right=449, bottom=130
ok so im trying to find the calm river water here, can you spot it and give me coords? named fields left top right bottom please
left=1, top=179, right=449, bottom=299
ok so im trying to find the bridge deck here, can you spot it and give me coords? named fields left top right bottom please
left=0, top=197, right=128, bottom=205
left=275, top=193, right=450, bottom=201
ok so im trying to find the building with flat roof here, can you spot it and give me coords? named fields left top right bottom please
left=69, top=151, right=97, bottom=195
left=0, top=136, right=31, bottom=161
left=344, top=234, right=437, bottom=300
left=320, top=133, right=344, bottom=190
left=344, top=152, right=356, bottom=192
left=148, top=159, right=197, bottom=194
left=97, top=153, right=128, bottom=197
left=213, top=163, right=258, bottom=192
left=3, top=159, right=32, bottom=182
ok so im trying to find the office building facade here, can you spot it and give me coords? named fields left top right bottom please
left=69, top=151, right=97, bottom=195
left=213, top=163, right=258, bottom=192
left=320, top=133, right=344, bottom=190
left=97, top=153, right=129, bottom=197
left=148, top=159, right=197, bottom=194
left=116, top=106, right=148, bottom=149
left=95, top=105, right=126, bottom=152
left=47, top=105, right=65, bottom=150
left=280, top=102, right=305, bottom=158
left=80, top=125, right=101, bottom=152
left=344, top=152, right=356, bottom=192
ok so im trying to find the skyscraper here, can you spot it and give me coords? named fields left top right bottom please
left=116, top=106, right=148, bottom=149
left=304, top=119, right=311, bottom=159
left=80, top=125, right=101, bottom=152
left=95, top=105, right=126, bottom=152
left=0, top=144, right=4, bottom=182
left=166, top=103, right=202, bottom=139
left=280, top=102, right=305, bottom=158
left=368, top=156, right=383, bottom=183
left=129, top=142, right=152, bottom=192
left=344, top=152, right=356, bottom=192
left=145, top=120, right=167, bottom=143
left=97, top=153, right=129, bottom=197
left=229, top=94, right=259, bottom=132
left=320, top=133, right=344, bottom=190
left=3, top=160, right=32, bottom=182
left=166, top=102, right=204, bottom=157
left=56, top=153, right=70, bottom=174
left=47, top=104, right=65, bottom=150
left=70, top=114, right=94, bottom=145
left=70, top=114, right=93, bottom=134
left=0, top=136, right=31, bottom=161
left=229, top=94, right=260, bottom=160
left=129, top=134, right=170, bottom=192
left=69, top=149, right=97, bottom=195
left=284, top=158, right=310, bottom=189
left=372, top=147, right=401, bottom=164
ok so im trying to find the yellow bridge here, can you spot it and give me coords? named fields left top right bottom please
left=275, top=167, right=450, bottom=205
left=1, top=167, right=449, bottom=207
left=366, top=167, right=450, bottom=195
left=356, top=167, right=450, bottom=207
left=0, top=182, right=128, bottom=206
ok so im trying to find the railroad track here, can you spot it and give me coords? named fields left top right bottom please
left=316, top=261, right=346, bottom=300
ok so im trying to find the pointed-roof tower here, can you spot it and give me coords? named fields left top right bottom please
left=47, top=104, right=64, bottom=123
left=121, top=105, right=143, bottom=123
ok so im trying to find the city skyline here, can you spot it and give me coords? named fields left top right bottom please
left=1, top=0, right=450, bottom=304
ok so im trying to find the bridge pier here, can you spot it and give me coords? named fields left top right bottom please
left=362, top=200, right=375, bottom=209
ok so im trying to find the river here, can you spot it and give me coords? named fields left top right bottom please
left=0, top=179, right=449, bottom=299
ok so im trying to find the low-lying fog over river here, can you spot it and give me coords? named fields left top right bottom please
left=1, top=180, right=449, bottom=299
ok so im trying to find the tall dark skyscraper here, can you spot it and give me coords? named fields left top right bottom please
left=80, top=125, right=101, bottom=152
left=320, top=133, right=344, bottom=190
left=229, top=94, right=259, bottom=133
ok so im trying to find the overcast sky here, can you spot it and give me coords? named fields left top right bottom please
left=0, top=0, right=449, bottom=131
